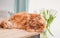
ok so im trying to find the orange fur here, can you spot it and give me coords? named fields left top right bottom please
left=0, top=12, right=46, bottom=32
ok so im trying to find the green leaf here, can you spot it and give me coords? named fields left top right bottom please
left=43, top=11, right=46, bottom=18
left=42, top=11, right=47, bottom=20
left=46, top=15, right=55, bottom=28
left=47, top=28, right=54, bottom=36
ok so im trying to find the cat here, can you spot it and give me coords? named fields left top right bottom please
left=0, top=12, right=46, bottom=32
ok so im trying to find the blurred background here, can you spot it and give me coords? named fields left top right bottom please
left=0, top=0, right=60, bottom=38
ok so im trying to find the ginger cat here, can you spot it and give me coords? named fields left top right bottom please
left=0, top=12, right=46, bottom=32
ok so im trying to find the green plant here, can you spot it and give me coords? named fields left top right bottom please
left=40, top=9, right=56, bottom=38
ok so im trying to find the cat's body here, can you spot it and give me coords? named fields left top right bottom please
left=0, top=12, right=46, bottom=32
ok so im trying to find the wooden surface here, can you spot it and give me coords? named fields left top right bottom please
left=0, top=29, right=40, bottom=38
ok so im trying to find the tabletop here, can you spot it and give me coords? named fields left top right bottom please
left=0, top=29, right=40, bottom=38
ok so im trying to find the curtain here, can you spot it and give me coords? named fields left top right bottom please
left=14, top=0, right=28, bottom=13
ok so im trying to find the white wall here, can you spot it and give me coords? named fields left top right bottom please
left=0, top=0, right=15, bottom=13
left=28, top=0, right=60, bottom=13
left=28, top=0, right=60, bottom=38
